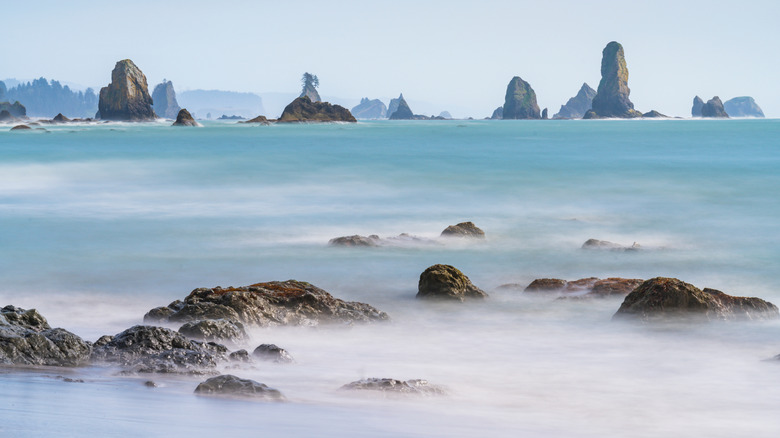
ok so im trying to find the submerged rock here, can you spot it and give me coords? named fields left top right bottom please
left=341, top=378, right=445, bottom=395
left=613, top=277, right=778, bottom=321
left=589, top=41, right=642, bottom=118
left=554, top=83, right=596, bottom=119
left=723, top=96, right=764, bottom=118
left=417, top=264, right=488, bottom=301
left=691, top=96, right=705, bottom=117
left=252, top=344, right=294, bottom=363
left=440, top=221, right=485, bottom=238
left=97, top=59, right=156, bottom=121
left=178, top=319, right=248, bottom=343
left=195, top=374, right=285, bottom=400
left=172, top=108, right=200, bottom=126
left=701, top=97, right=729, bottom=118
left=144, top=280, right=389, bottom=327
left=0, top=305, right=92, bottom=366
left=502, top=76, right=541, bottom=119
left=351, top=98, right=387, bottom=119
left=277, top=96, right=356, bottom=123
left=522, top=277, right=643, bottom=298
left=328, top=235, right=380, bottom=247
left=151, top=80, right=181, bottom=119
left=589, top=278, right=644, bottom=297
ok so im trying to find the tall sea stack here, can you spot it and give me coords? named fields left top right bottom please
left=587, top=42, right=641, bottom=118
left=152, top=80, right=181, bottom=119
left=502, top=76, right=541, bottom=119
left=97, top=59, right=156, bottom=121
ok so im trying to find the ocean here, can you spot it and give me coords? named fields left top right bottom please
left=1, top=119, right=780, bottom=437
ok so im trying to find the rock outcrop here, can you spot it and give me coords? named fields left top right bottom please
left=388, top=94, right=414, bottom=119
left=524, top=278, right=568, bottom=293
left=351, top=98, right=387, bottom=119
left=172, top=108, right=200, bottom=126
left=490, top=106, right=503, bottom=119
left=252, top=344, right=294, bottom=363
left=701, top=96, right=729, bottom=118
left=440, top=221, right=485, bottom=238
left=97, top=59, right=156, bottom=121
left=341, top=378, right=445, bottom=395
left=613, top=277, right=779, bottom=321
left=0, top=305, right=91, bottom=366
left=554, top=83, right=596, bottom=119
left=151, top=80, right=181, bottom=119
left=144, top=280, right=389, bottom=327
left=691, top=96, right=705, bottom=117
left=387, top=96, right=402, bottom=119
left=502, top=76, right=541, bottom=119
left=277, top=96, right=356, bottom=123
left=417, top=264, right=488, bottom=301
left=588, top=42, right=642, bottom=118
left=195, top=374, right=285, bottom=400
left=178, top=319, right=248, bottom=343
left=723, top=96, right=764, bottom=118
left=0, top=101, right=26, bottom=118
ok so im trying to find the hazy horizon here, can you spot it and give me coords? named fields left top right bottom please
left=3, top=0, right=779, bottom=118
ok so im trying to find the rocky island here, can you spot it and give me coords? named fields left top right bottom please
left=172, top=108, right=200, bottom=126
left=97, top=59, right=156, bottom=121
left=277, top=96, right=356, bottom=123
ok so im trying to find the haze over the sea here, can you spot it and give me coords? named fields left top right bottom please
left=5, top=0, right=778, bottom=118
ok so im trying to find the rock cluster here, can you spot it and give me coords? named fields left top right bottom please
left=587, top=42, right=642, bottom=119
left=554, top=83, right=596, bottom=119
left=502, top=76, right=541, bottom=119
left=278, top=96, right=356, bottom=123
left=151, top=80, right=181, bottom=119
left=351, top=98, right=387, bottom=119
left=417, top=264, right=488, bottom=301
left=723, top=96, right=764, bottom=118
left=195, top=374, right=285, bottom=400
left=97, top=59, right=156, bottom=121
left=701, top=97, right=729, bottom=118
left=0, top=305, right=91, bottom=366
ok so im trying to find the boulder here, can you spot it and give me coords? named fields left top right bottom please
left=723, top=96, right=765, bottom=118
left=417, top=264, right=488, bottom=301
left=613, top=277, right=779, bottom=321
left=52, top=113, right=70, bottom=123
left=524, top=278, right=567, bottom=293
left=241, top=115, right=270, bottom=124
left=97, top=59, right=156, bottom=121
left=524, top=277, right=643, bottom=298
left=10, top=124, right=31, bottom=131
left=143, top=280, right=389, bottom=327
left=691, top=96, right=705, bottom=117
left=589, top=42, right=642, bottom=118
left=440, top=221, right=485, bottom=238
left=91, top=325, right=228, bottom=374
left=502, top=76, right=541, bottom=119
left=178, top=319, right=248, bottom=343
left=172, top=108, right=200, bottom=127
left=388, top=94, right=414, bottom=119
left=642, top=110, right=668, bottom=118
left=151, top=80, right=181, bottom=119
left=328, top=235, right=380, bottom=247
left=490, top=106, right=503, bottom=120
left=0, top=305, right=92, bottom=366
left=701, top=96, right=729, bottom=118
left=195, top=374, right=285, bottom=400
left=228, top=349, right=251, bottom=362
left=341, top=378, right=445, bottom=395
left=554, top=83, right=596, bottom=119
left=252, top=344, right=294, bottom=363
left=351, top=98, right=387, bottom=119
left=277, top=96, right=356, bottom=123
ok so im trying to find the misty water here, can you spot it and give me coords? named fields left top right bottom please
left=2, top=119, right=780, bottom=437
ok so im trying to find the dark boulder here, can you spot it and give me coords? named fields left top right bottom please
left=228, top=349, right=251, bottom=362
left=351, top=98, right=387, bottom=119
left=502, top=76, right=541, bottom=119
left=589, top=41, right=642, bottom=118
left=178, top=319, right=248, bottom=343
left=417, top=264, right=488, bottom=301
left=97, top=59, right=156, bottom=121
left=328, top=235, right=380, bottom=247
left=701, top=97, right=729, bottom=118
left=613, top=277, right=778, bottom=321
left=172, top=108, right=200, bottom=126
left=0, top=305, right=91, bottom=366
left=195, top=374, right=285, bottom=400
left=440, top=221, right=485, bottom=238
left=554, top=83, right=596, bottom=119
left=278, top=96, right=356, bottom=123
left=691, top=96, right=705, bottom=117
left=341, top=378, right=445, bottom=395
left=151, top=80, right=181, bottom=119
left=144, top=280, right=389, bottom=327
left=723, top=96, right=764, bottom=118
left=252, top=344, right=294, bottom=363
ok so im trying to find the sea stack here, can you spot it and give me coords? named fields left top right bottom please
left=172, top=108, right=200, bottom=126
left=351, top=98, right=387, bottom=119
left=152, top=80, right=181, bottom=119
left=723, top=97, right=764, bottom=118
left=701, top=96, right=729, bottom=118
left=388, top=94, right=414, bottom=119
left=97, top=59, right=156, bottom=121
left=691, top=96, right=705, bottom=117
left=586, top=42, right=642, bottom=119
left=553, top=83, right=596, bottom=119
left=502, top=76, right=541, bottom=119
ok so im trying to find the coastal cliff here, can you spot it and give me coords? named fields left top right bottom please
left=97, top=59, right=156, bottom=121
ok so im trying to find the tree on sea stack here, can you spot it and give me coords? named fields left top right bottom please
left=300, top=72, right=321, bottom=102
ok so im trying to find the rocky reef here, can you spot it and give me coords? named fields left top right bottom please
left=440, top=221, right=485, bottom=238
left=701, top=96, right=729, bottom=118
left=0, top=305, right=91, bottom=366
left=172, top=108, right=200, bottom=126
left=144, top=280, right=388, bottom=326
left=554, top=83, right=596, bottom=119
left=277, top=96, right=356, bottom=123
left=351, top=98, right=387, bottom=119
left=587, top=42, right=642, bottom=119
left=417, top=264, right=488, bottom=301
left=723, top=96, right=764, bottom=118
left=152, top=80, right=181, bottom=119
left=691, top=96, right=705, bottom=117
left=613, top=277, right=778, bottom=321
left=97, top=59, right=156, bottom=121
left=502, top=76, right=541, bottom=119
left=195, top=374, right=285, bottom=400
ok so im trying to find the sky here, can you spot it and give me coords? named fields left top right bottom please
left=2, top=0, right=779, bottom=117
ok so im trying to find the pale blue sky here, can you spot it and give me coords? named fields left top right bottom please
left=3, top=0, right=779, bottom=117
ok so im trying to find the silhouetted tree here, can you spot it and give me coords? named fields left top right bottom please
left=301, top=72, right=319, bottom=91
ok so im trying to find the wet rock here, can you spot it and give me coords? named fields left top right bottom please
left=502, top=76, right=541, bottom=119
left=144, top=280, right=389, bottom=327
left=723, top=96, right=764, bottom=118
left=195, top=374, right=285, bottom=400
left=701, top=96, right=729, bottom=118
left=278, top=96, right=356, bottom=123
left=691, top=96, right=705, bottom=117
left=589, top=41, right=642, bottom=118
left=10, top=124, right=31, bottom=131
left=97, top=59, right=156, bottom=121
left=144, top=380, right=158, bottom=387
left=565, top=277, right=600, bottom=292
left=524, top=278, right=567, bottom=293
left=151, top=80, right=181, bottom=119
left=613, top=277, right=779, bottom=321
left=440, top=221, right=485, bottom=238
left=252, top=344, right=294, bottom=363
left=554, top=83, right=596, bottom=119
left=0, top=305, right=91, bottom=366
left=417, top=264, right=488, bottom=301
left=341, top=378, right=445, bottom=395
left=328, top=235, right=380, bottom=247
left=241, top=115, right=270, bottom=124
left=589, top=278, right=644, bottom=297
left=228, top=349, right=251, bottom=362
left=351, top=98, right=387, bottom=119
left=171, top=108, right=200, bottom=127
left=178, top=319, right=248, bottom=343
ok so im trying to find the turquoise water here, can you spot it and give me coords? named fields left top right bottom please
left=2, top=119, right=780, bottom=437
